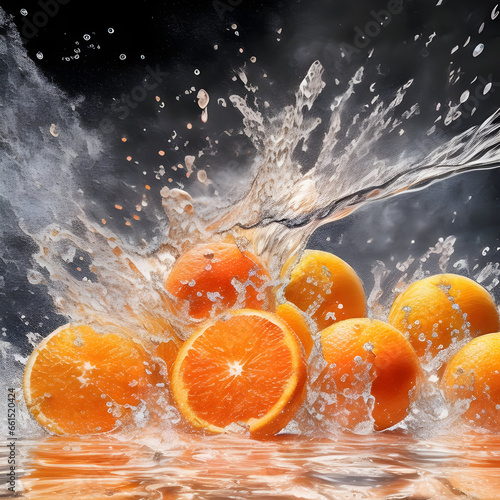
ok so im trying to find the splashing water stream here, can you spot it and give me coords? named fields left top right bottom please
left=1, top=3, right=500, bottom=498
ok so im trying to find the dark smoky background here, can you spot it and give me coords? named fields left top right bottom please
left=1, top=0, right=499, bottom=353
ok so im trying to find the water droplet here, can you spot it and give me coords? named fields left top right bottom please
left=459, top=90, right=470, bottom=103
left=231, top=23, right=237, bottom=29
left=20, top=8, right=28, bottom=16
left=119, top=54, right=126, bottom=60
left=493, top=4, right=499, bottom=19
left=108, top=27, right=114, bottom=34
left=363, top=342, right=374, bottom=352
left=83, top=34, right=90, bottom=41
left=483, top=82, right=492, bottom=95
left=197, top=170, right=208, bottom=183
left=472, top=43, right=484, bottom=57
left=36, top=51, right=43, bottom=60
left=478, top=22, right=485, bottom=33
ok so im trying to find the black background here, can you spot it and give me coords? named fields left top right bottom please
left=1, top=0, right=499, bottom=353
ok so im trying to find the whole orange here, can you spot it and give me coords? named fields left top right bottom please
left=164, top=242, right=273, bottom=322
left=320, top=318, right=423, bottom=431
left=283, top=250, right=366, bottom=331
left=441, top=332, right=500, bottom=431
left=388, top=274, right=499, bottom=361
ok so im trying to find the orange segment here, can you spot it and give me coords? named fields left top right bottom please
left=320, top=318, right=423, bottom=431
left=170, top=309, right=307, bottom=437
left=23, top=324, right=162, bottom=436
left=164, top=242, right=273, bottom=322
left=388, top=273, right=499, bottom=361
left=276, top=302, right=314, bottom=358
left=283, top=250, right=366, bottom=331
left=441, top=332, right=500, bottom=431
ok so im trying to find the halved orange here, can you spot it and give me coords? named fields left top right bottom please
left=170, top=309, right=307, bottom=437
left=23, top=323, right=162, bottom=436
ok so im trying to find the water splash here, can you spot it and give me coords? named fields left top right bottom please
left=1, top=5, right=500, bottom=443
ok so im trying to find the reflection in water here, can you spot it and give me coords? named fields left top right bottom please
left=2, top=432, right=498, bottom=499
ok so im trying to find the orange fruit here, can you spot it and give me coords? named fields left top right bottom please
left=23, top=323, right=162, bottom=436
left=388, top=273, right=499, bottom=361
left=164, top=242, right=273, bottom=323
left=170, top=309, right=307, bottom=437
left=441, top=332, right=500, bottom=431
left=276, top=302, right=314, bottom=358
left=320, top=318, right=423, bottom=431
left=283, top=250, right=366, bottom=331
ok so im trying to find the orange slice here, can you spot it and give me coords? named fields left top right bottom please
left=170, top=309, right=307, bottom=437
left=23, top=323, right=162, bottom=435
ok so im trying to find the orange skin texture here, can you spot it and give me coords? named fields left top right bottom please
left=441, top=332, right=500, bottom=431
left=23, top=324, right=162, bottom=436
left=276, top=302, right=314, bottom=358
left=165, top=242, right=273, bottom=322
left=170, top=309, right=307, bottom=438
left=320, top=318, right=423, bottom=431
left=388, top=274, right=499, bottom=360
left=283, top=250, right=366, bottom=331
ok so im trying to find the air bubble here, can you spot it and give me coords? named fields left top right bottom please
left=83, top=34, right=90, bottom=41
left=36, top=52, right=43, bottom=60
left=119, top=54, right=126, bottom=60
left=194, top=69, right=200, bottom=75
left=250, top=56, right=256, bottom=63
left=20, top=8, right=28, bottom=16
left=108, top=28, right=114, bottom=34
